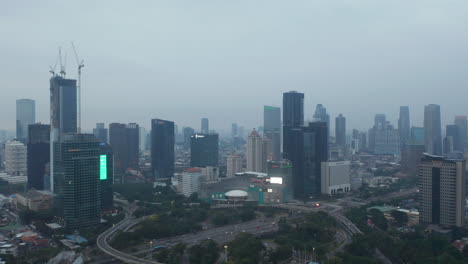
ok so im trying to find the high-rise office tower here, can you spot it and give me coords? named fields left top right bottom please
left=401, top=144, right=425, bottom=177
left=201, top=118, right=209, bottom=134
left=410, top=127, right=425, bottom=145
left=151, top=119, right=175, bottom=179
left=139, top=127, right=147, bottom=152
left=374, top=114, right=386, bottom=130
left=50, top=76, right=77, bottom=192
left=231, top=123, right=238, bottom=138
left=454, top=116, right=467, bottom=152
left=288, top=122, right=328, bottom=199
left=335, top=114, right=346, bottom=147
left=398, top=106, right=410, bottom=147
left=16, top=99, right=35, bottom=143
left=283, top=91, right=304, bottom=159
left=99, top=143, right=114, bottom=209
left=93, top=123, right=108, bottom=143
left=313, top=104, right=330, bottom=125
left=419, top=154, right=465, bottom=227
left=0, top=143, right=4, bottom=171
left=264, top=106, right=281, bottom=161
left=5, top=140, right=27, bottom=176
left=183, top=127, right=195, bottom=150
left=445, top=125, right=460, bottom=154
left=53, top=134, right=101, bottom=231
left=109, top=123, right=139, bottom=182
left=190, top=133, right=219, bottom=167
left=267, top=160, right=294, bottom=202
left=247, top=129, right=263, bottom=172
left=27, top=124, right=50, bottom=190
left=226, top=154, right=243, bottom=178
left=424, top=104, right=442, bottom=155
left=369, top=114, right=399, bottom=155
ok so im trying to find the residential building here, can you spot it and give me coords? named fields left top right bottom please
left=419, top=154, right=465, bottom=227
left=226, top=154, right=242, bottom=178
left=247, top=129, right=269, bottom=172
left=5, top=140, right=27, bottom=176
left=176, top=168, right=202, bottom=197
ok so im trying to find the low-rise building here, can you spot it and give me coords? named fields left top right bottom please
left=15, top=190, right=53, bottom=211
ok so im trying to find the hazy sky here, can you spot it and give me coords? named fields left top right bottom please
left=2, top=1, right=468, bottom=134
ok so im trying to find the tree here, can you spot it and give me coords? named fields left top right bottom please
left=390, top=210, right=408, bottom=226
left=368, top=209, right=388, bottom=230
left=189, top=239, right=219, bottom=264
left=228, top=233, right=265, bottom=264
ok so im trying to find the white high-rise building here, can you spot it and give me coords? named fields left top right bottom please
left=5, top=140, right=27, bottom=176
left=321, top=161, right=351, bottom=195
left=227, top=154, right=242, bottom=178
left=176, top=168, right=202, bottom=197
left=247, top=129, right=264, bottom=172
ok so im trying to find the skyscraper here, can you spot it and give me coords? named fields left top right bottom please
left=109, top=123, right=139, bottom=182
left=374, top=114, right=386, bottom=130
left=335, top=114, right=346, bottom=147
left=398, top=106, right=410, bottom=147
left=419, top=154, right=465, bottom=227
left=226, top=154, right=243, bottom=178
left=313, top=104, right=330, bottom=126
left=50, top=76, right=77, bottom=192
left=93, top=123, right=108, bottom=143
left=190, top=133, right=219, bottom=167
left=201, top=118, right=209, bottom=133
left=247, top=129, right=263, bottom=172
left=454, top=116, right=467, bottom=152
left=27, top=124, right=50, bottom=190
left=231, top=123, right=238, bottom=138
left=264, top=106, right=281, bottom=161
left=288, top=122, right=328, bottom=199
left=410, top=127, right=425, bottom=145
left=445, top=125, right=459, bottom=154
left=424, top=104, right=442, bottom=155
left=53, top=134, right=101, bottom=231
left=16, top=99, right=35, bottom=143
left=151, top=119, right=175, bottom=179
left=5, top=140, right=27, bottom=176
left=283, top=91, right=304, bottom=159
left=183, top=127, right=195, bottom=150
left=99, top=143, right=114, bottom=209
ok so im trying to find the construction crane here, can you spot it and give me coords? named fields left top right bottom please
left=59, top=47, right=67, bottom=77
left=71, top=42, right=85, bottom=133
left=49, top=50, right=60, bottom=76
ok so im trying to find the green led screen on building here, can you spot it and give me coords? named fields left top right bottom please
left=100, top=155, right=107, bottom=180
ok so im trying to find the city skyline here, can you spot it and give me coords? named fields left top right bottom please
left=2, top=1, right=468, bottom=132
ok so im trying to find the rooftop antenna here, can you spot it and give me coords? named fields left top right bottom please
left=71, top=42, right=84, bottom=133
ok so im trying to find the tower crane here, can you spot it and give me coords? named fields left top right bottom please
left=71, top=42, right=84, bottom=133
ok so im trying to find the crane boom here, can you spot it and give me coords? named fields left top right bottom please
left=71, top=42, right=85, bottom=133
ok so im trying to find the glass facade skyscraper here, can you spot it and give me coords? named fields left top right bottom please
left=190, top=133, right=219, bottom=167
left=27, top=123, right=50, bottom=190
left=282, top=91, right=304, bottom=160
left=151, top=119, right=175, bottom=179
left=424, top=104, right=442, bottom=155
left=264, top=105, right=281, bottom=161
left=398, top=106, right=410, bottom=147
left=16, top=99, right=35, bottom=143
left=109, top=123, right=139, bottom=183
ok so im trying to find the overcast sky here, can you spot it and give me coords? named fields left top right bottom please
left=1, top=1, right=468, bottom=134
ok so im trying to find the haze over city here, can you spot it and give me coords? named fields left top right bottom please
left=2, top=1, right=468, bottom=132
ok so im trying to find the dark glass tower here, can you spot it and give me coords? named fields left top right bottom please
left=93, top=123, right=108, bottom=143
left=264, top=106, right=281, bottom=161
left=183, top=127, right=195, bottom=150
left=454, top=116, right=467, bottom=153
left=16, top=99, right=35, bottom=143
left=53, top=134, right=101, bottom=231
left=27, top=123, right=50, bottom=190
left=398, top=106, right=410, bottom=147
left=151, top=119, right=175, bottom=179
left=100, top=143, right=114, bottom=209
left=190, top=133, right=219, bottom=167
left=282, top=91, right=304, bottom=160
left=335, top=114, right=346, bottom=147
left=288, top=122, right=328, bottom=199
left=109, top=123, right=139, bottom=183
left=445, top=125, right=460, bottom=154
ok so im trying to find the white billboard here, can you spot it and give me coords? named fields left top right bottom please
left=270, top=177, right=283, bottom=184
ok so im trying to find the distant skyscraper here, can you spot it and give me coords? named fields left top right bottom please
left=374, top=114, right=386, bottom=130
left=410, top=127, right=425, bottom=145
left=16, top=99, right=35, bottom=143
left=283, top=91, right=304, bottom=159
left=288, top=122, right=328, bottom=199
left=93, top=123, right=108, bottom=143
left=139, top=127, right=147, bottom=152
left=99, top=143, right=114, bottom=209
left=151, top=119, right=175, bottom=179
left=454, top=116, right=467, bottom=152
left=335, top=114, right=346, bottom=147
left=226, top=154, right=243, bottom=178
left=424, top=104, right=442, bottom=155
left=445, top=125, right=459, bottom=154
left=50, top=76, right=77, bottom=192
left=201, top=118, right=209, bottom=133
left=109, top=123, right=139, bottom=182
left=183, top=127, right=195, bottom=150
left=27, top=124, right=50, bottom=190
left=398, top=106, right=410, bottom=147
left=369, top=114, right=399, bottom=155
left=53, top=134, right=101, bottom=231
left=419, top=154, right=465, bottom=227
left=401, top=144, right=425, bottom=177
left=5, top=140, right=27, bottom=176
left=264, top=106, right=281, bottom=161
left=247, top=129, right=264, bottom=172
left=313, top=104, right=330, bottom=126
left=190, top=133, right=219, bottom=167
left=231, top=123, right=238, bottom=138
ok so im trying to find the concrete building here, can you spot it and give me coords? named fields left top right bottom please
left=335, top=114, right=346, bottom=148
left=247, top=129, right=263, bottom=172
left=401, top=144, right=425, bottom=177
left=226, top=154, right=243, bottom=178
left=176, top=168, right=202, bottom=197
left=419, top=154, right=465, bottom=227
left=374, top=125, right=400, bottom=155
left=16, top=99, right=35, bottom=144
left=5, top=140, right=27, bottom=176
left=15, top=190, right=53, bottom=212
left=321, top=161, right=351, bottom=195
left=454, top=116, right=467, bottom=152
left=424, top=104, right=442, bottom=155
left=201, top=166, right=219, bottom=182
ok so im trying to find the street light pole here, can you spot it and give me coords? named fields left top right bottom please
left=224, top=245, right=228, bottom=262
